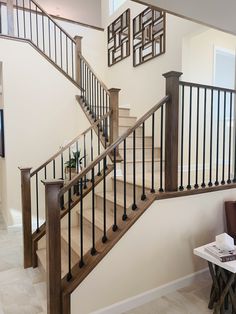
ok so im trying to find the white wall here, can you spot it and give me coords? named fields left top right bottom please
left=71, top=189, right=235, bottom=313
left=37, top=0, right=102, bottom=28
left=0, top=38, right=90, bottom=225
left=133, top=0, right=236, bottom=35
left=102, top=0, right=206, bottom=119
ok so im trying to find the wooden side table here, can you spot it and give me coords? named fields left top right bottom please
left=194, top=242, right=236, bottom=314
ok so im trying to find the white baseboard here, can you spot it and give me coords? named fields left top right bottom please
left=91, top=268, right=208, bottom=314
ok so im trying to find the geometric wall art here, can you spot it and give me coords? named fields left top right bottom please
left=133, top=7, right=166, bottom=67
left=108, top=9, right=130, bottom=67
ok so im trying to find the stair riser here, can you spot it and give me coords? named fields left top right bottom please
left=119, top=116, right=137, bottom=126
left=121, top=161, right=162, bottom=175
left=119, top=126, right=142, bottom=137
left=125, top=137, right=153, bottom=148
left=112, top=179, right=145, bottom=200
left=119, top=148, right=160, bottom=162
left=119, top=108, right=130, bottom=117
left=95, top=195, right=131, bottom=218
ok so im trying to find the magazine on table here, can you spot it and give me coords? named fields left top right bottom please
left=205, top=244, right=236, bottom=262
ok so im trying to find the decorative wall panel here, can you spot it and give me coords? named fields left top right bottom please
left=133, top=8, right=166, bottom=67
left=108, top=9, right=130, bottom=67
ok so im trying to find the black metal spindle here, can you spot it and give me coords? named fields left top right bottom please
left=208, top=89, right=214, bottom=187
left=123, top=139, right=127, bottom=221
left=16, top=0, right=20, bottom=37
left=69, top=147, right=72, bottom=181
left=67, top=189, right=72, bottom=280
left=187, top=86, right=192, bottom=190
left=151, top=113, right=155, bottom=193
left=22, top=0, right=26, bottom=38
left=91, top=168, right=96, bottom=255
left=201, top=88, right=207, bottom=188
left=44, top=166, right=47, bottom=180
left=61, top=153, right=64, bottom=180
left=141, top=122, right=146, bottom=200
left=132, top=130, right=137, bottom=210
left=83, top=134, right=87, bottom=189
left=35, top=172, right=39, bottom=232
left=179, top=85, right=184, bottom=191
left=221, top=91, right=226, bottom=185
left=97, top=125, right=101, bottom=176
left=91, top=129, right=93, bottom=162
left=113, top=148, right=118, bottom=230
left=102, top=157, right=107, bottom=242
left=36, top=6, right=39, bottom=46
left=79, top=178, right=84, bottom=267
left=215, top=90, right=220, bottom=186
left=227, top=92, right=233, bottom=184
left=194, top=87, right=200, bottom=189
left=53, top=159, right=56, bottom=179
left=159, top=105, right=164, bottom=192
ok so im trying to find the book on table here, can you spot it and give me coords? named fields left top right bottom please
left=205, top=245, right=236, bottom=262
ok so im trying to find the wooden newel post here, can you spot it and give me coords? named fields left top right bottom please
left=163, top=71, right=182, bottom=192
left=109, top=88, right=120, bottom=156
left=6, top=0, right=14, bottom=36
left=20, top=167, right=32, bottom=268
left=44, top=180, right=64, bottom=314
left=74, top=35, right=83, bottom=87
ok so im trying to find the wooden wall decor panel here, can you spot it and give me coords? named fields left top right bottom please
left=108, top=9, right=130, bottom=67
left=133, top=7, right=166, bottom=67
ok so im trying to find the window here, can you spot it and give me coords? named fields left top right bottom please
left=109, top=0, right=126, bottom=15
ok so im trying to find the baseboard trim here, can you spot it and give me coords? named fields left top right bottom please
left=91, top=268, right=208, bottom=314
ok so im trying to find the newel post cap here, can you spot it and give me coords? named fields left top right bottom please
left=41, top=179, right=64, bottom=187
left=162, top=71, right=183, bottom=79
left=108, top=88, right=121, bottom=93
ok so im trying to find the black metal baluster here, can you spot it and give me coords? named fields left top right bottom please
left=113, top=148, right=118, bottom=231
left=16, top=0, right=19, bottom=37
left=187, top=86, right=192, bottom=190
left=44, top=166, right=47, bottom=180
left=179, top=85, right=184, bottom=190
left=54, top=24, right=57, bottom=64
left=79, top=178, right=84, bottom=267
left=91, top=129, right=93, bottom=162
left=132, top=130, right=137, bottom=210
left=91, top=168, right=96, bottom=255
left=83, top=134, right=87, bottom=189
left=208, top=89, right=214, bottom=187
left=141, top=122, right=146, bottom=200
left=42, top=11, right=45, bottom=52
left=67, top=189, right=72, bottom=281
left=36, top=6, right=39, bottom=46
left=22, top=0, right=26, bottom=38
left=97, top=80, right=99, bottom=120
left=102, top=157, right=108, bottom=242
left=60, top=32, right=63, bottom=68
left=159, top=105, right=164, bottom=192
left=227, top=92, right=233, bottom=184
left=53, top=159, right=56, bottom=179
left=69, top=146, right=72, bottom=181
left=221, top=91, right=226, bottom=185
left=215, top=90, right=220, bottom=186
left=151, top=113, right=155, bottom=193
left=29, top=1, right=32, bottom=40
left=97, top=125, right=101, bottom=176
left=201, top=88, right=207, bottom=188
left=36, top=172, right=39, bottom=232
left=48, top=19, right=51, bottom=58
left=195, top=86, right=200, bottom=189
left=123, top=139, right=127, bottom=221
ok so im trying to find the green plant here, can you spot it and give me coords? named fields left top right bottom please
left=65, top=150, right=85, bottom=169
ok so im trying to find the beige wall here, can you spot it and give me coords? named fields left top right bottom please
left=37, top=0, right=102, bottom=28
left=133, top=0, right=236, bottom=35
left=0, top=38, right=90, bottom=225
left=71, top=189, right=235, bottom=313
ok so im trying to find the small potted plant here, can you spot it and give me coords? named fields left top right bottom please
left=65, top=150, right=85, bottom=179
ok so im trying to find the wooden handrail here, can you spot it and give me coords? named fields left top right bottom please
left=180, top=80, right=236, bottom=94
left=79, top=53, right=110, bottom=94
left=30, top=111, right=111, bottom=177
left=59, top=95, right=170, bottom=196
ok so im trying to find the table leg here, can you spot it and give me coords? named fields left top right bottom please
left=214, top=272, right=235, bottom=314
left=208, top=262, right=220, bottom=309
